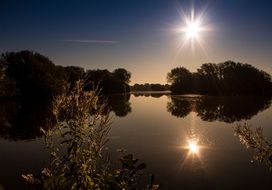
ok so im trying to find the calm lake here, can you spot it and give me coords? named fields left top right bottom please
left=0, top=94, right=272, bottom=189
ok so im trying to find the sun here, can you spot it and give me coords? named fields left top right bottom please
left=176, top=9, right=210, bottom=48
left=172, top=8, right=212, bottom=57
left=184, top=20, right=201, bottom=39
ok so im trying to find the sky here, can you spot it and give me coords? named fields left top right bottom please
left=1, top=0, right=272, bottom=84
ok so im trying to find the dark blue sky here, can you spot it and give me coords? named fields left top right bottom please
left=1, top=0, right=272, bottom=83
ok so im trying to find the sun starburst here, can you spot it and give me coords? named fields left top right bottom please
left=188, top=140, right=199, bottom=153
left=172, top=8, right=211, bottom=55
left=180, top=10, right=206, bottom=42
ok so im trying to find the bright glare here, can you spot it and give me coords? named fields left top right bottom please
left=188, top=141, right=199, bottom=153
left=185, top=21, right=201, bottom=39
left=176, top=9, right=211, bottom=50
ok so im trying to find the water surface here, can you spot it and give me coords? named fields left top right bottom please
left=0, top=94, right=272, bottom=189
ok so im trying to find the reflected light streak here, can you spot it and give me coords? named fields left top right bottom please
left=179, top=136, right=205, bottom=157
left=187, top=140, right=199, bottom=154
left=176, top=136, right=206, bottom=171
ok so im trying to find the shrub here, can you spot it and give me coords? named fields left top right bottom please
left=22, top=81, right=156, bottom=189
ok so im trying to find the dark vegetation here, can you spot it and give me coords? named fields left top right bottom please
left=0, top=51, right=156, bottom=189
left=0, top=50, right=271, bottom=141
left=167, top=61, right=272, bottom=95
left=22, top=81, right=158, bottom=189
left=0, top=50, right=132, bottom=140
left=1, top=51, right=271, bottom=98
left=0, top=50, right=131, bottom=100
left=131, top=83, right=170, bottom=91
left=0, top=50, right=271, bottom=189
left=234, top=123, right=272, bottom=170
left=0, top=63, right=3, bottom=79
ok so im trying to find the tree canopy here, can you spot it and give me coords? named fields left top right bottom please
left=131, top=83, right=170, bottom=91
left=0, top=51, right=66, bottom=99
left=167, top=61, right=272, bottom=95
left=0, top=64, right=3, bottom=79
left=0, top=50, right=131, bottom=99
left=85, top=68, right=131, bottom=94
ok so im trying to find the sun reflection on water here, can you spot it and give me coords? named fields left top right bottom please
left=187, top=140, right=199, bottom=154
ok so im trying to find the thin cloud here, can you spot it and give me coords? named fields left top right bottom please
left=61, top=39, right=119, bottom=44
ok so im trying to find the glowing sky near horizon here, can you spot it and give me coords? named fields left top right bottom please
left=1, top=0, right=272, bottom=84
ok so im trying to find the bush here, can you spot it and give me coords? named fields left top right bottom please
left=22, top=80, right=158, bottom=190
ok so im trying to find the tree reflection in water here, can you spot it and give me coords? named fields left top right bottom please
left=132, top=92, right=167, bottom=98
left=167, top=95, right=272, bottom=170
left=0, top=98, right=54, bottom=140
left=0, top=94, right=132, bottom=141
left=167, top=96, right=271, bottom=122
left=107, top=94, right=131, bottom=117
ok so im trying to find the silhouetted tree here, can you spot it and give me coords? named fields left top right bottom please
left=168, top=61, right=272, bottom=95
left=150, top=84, right=164, bottom=91
left=0, top=51, right=66, bottom=99
left=85, top=69, right=112, bottom=93
left=197, top=63, right=223, bottom=95
left=63, top=66, right=85, bottom=89
left=167, top=67, right=193, bottom=94
left=131, top=83, right=169, bottom=91
left=0, top=63, right=3, bottom=79
left=85, top=68, right=131, bottom=94
left=0, top=50, right=132, bottom=98
left=112, top=68, right=131, bottom=93
left=113, top=68, right=131, bottom=83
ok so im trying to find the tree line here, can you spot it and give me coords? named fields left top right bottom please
left=130, top=83, right=170, bottom=91
left=1, top=51, right=271, bottom=97
left=167, top=61, right=272, bottom=95
left=0, top=50, right=131, bottom=100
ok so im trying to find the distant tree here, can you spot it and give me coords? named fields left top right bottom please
left=112, top=68, right=131, bottom=93
left=0, top=50, right=66, bottom=99
left=0, top=63, right=3, bottom=79
left=63, top=66, right=85, bottom=88
left=85, top=69, right=112, bottom=93
left=85, top=68, right=131, bottom=94
left=130, top=83, right=170, bottom=91
left=167, top=67, right=193, bottom=94
left=113, top=68, right=131, bottom=83
left=218, top=61, right=272, bottom=95
left=150, top=84, right=165, bottom=91
left=168, top=61, right=272, bottom=95
left=197, top=63, right=223, bottom=95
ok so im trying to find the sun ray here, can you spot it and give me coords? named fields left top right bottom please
left=171, top=8, right=212, bottom=56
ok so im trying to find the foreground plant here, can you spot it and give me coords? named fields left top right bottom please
left=22, top=81, right=158, bottom=189
left=234, top=123, right=272, bottom=170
